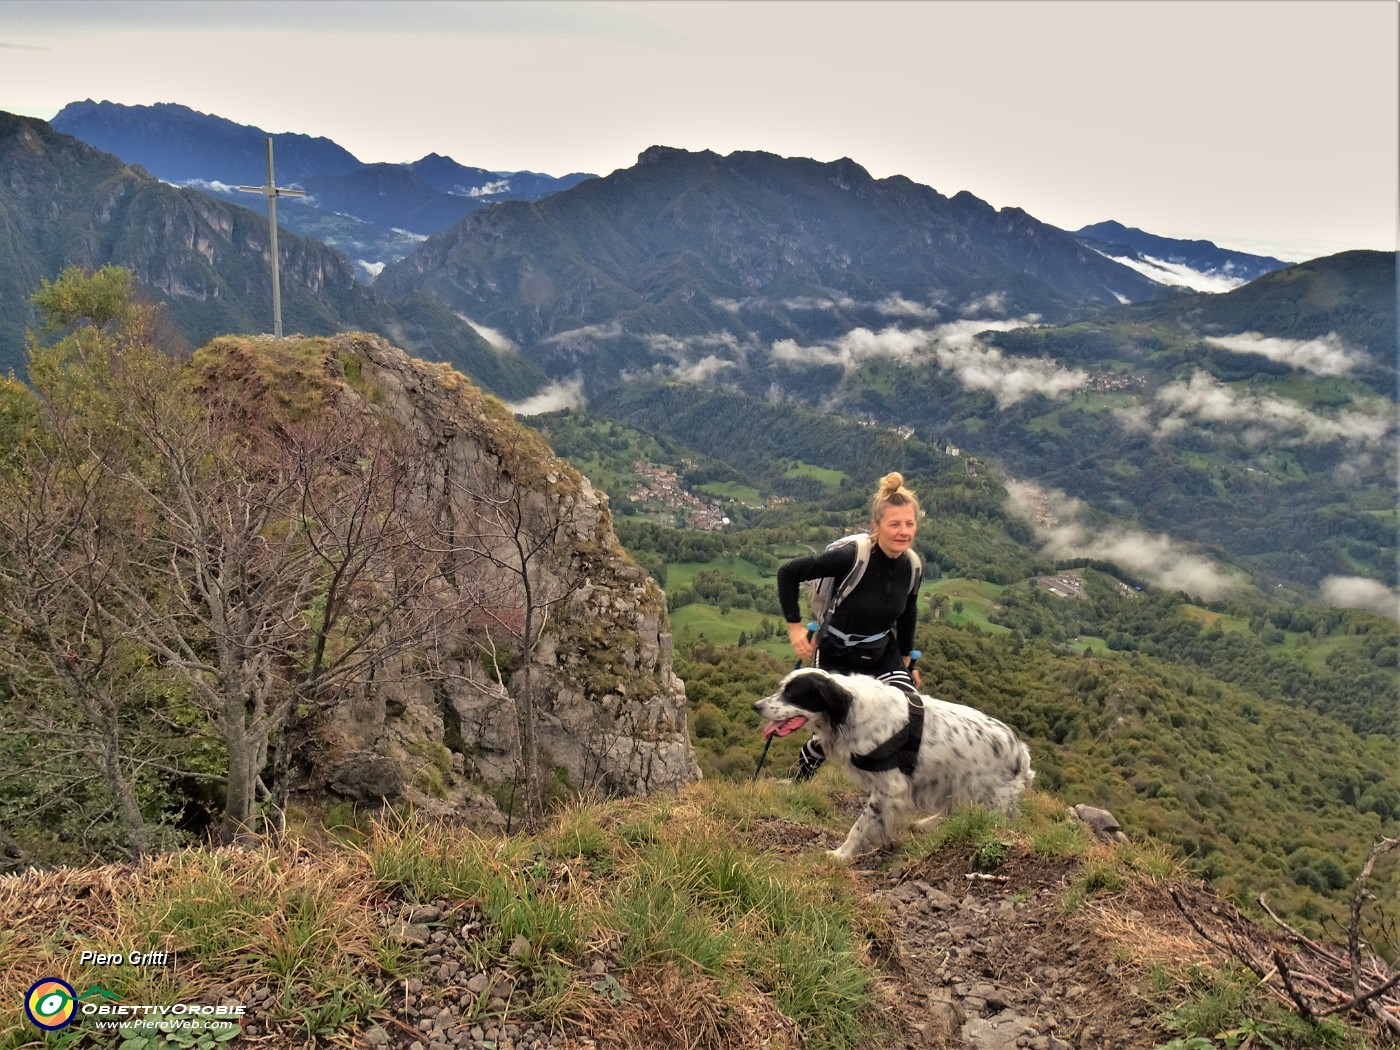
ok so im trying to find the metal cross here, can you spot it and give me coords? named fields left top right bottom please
left=238, top=137, right=306, bottom=338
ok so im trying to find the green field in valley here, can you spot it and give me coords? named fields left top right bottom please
left=670, top=603, right=790, bottom=660
left=664, top=557, right=771, bottom=591
left=695, top=480, right=765, bottom=505
left=924, top=577, right=1011, bottom=634
left=782, top=460, right=845, bottom=492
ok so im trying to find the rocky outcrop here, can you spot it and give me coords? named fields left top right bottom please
left=251, top=332, right=700, bottom=822
left=1066, top=804, right=1129, bottom=845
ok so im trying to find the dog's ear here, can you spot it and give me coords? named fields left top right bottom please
left=783, top=672, right=851, bottom=730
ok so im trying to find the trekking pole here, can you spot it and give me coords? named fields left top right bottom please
left=753, top=622, right=817, bottom=781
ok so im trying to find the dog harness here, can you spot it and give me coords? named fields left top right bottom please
left=850, top=695, right=925, bottom=777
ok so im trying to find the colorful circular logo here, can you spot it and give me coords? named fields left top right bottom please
left=25, top=978, right=77, bottom=1030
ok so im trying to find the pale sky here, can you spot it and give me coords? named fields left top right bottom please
left=2, top=0, right=1396, bottom=262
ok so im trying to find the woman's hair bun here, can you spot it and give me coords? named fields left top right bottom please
left=880, top=471, right=906, bottom=496
left=871, top=471, right=920, bottom=525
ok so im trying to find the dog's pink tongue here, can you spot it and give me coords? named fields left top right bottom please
left=763, top=715, right=807, bottom=739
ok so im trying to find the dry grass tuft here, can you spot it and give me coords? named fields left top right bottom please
left=0, top=838, right=388, bottom=1043
left=566, top=965, right=804, bottom=1050
left=1084, top=881, right=1218, bottom=973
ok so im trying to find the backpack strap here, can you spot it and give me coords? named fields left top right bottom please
left=817, top=536, right=924, bottom=650
left=814, top=534, right=871, bottom=648
left=829, top=533, right=873, bottom=612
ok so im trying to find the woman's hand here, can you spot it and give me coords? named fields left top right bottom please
left=788, top=622, right=815, bottom=663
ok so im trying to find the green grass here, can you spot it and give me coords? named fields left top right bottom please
left=1026, top=410, right=1068, bottom=435
left=695, top=480, right=764, bottom=505
left=782, top=460, right=845, bottom=492
left=1181, top=606, right=1250, bottom=634
left=671, top=604, right=789, bottom=658
left=0, top=843, right=394, bottom=1049
left=1070, top=390, right=1142, bottom=416
left=1, top=779, right=1383, bottom=1050
left=905, top=804, right=1015, bottom=868
left=924, top=578, right=1010, bottom=634
left=1155, top=964, right=1365, bottom=1050
left=0, top=787, right=882, bottom=1050
left=663, top=557, right=770, bottom=592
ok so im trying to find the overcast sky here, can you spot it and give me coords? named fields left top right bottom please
left=2, top=0, right=1395, bottom=261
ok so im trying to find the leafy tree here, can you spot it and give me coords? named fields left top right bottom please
left=0, top=268, right=202, bottom=859
left=1, top=269, right=483, bottom=846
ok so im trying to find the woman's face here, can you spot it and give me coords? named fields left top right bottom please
left=873, top=501, right=917, bottom=557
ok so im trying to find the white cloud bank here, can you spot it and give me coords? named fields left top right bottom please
left=771, top=325, right=931, bottom=368
left=1100, top=251, right=1246, bottom=294
left=1318, top=576, right=1400, bottom=619
left=624, top=353, right=737, bottom=385
left=542, top=322, right=624, bottom=345
left=1202, top=331, right=1366, bottom=377
left=875, top=294, right=941, bottom=319
left=505, top=377, right=586, bottom=416
left=771, top=317, right=1079, bottom=408
left=715, top=292, right=946, bottom=318
left=961, top=291, right=1009, bottom=316
left=464, top=179, right=511, bottom=197
left=1005, top=479, right=1235, bottom=600
left=932, top=344, right=1086, bottom=407
left=457, top=314, right=518, bottom=353
left=1127, top=371, right=1395, bottom=448
left=180, top=178, right=240, bottom=195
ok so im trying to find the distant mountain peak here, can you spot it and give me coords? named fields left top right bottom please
left=48, top=100, right=597, bottom=257
left=1074, top=221, right=1289, bottom=292
left=637, top=144, right=716, bottom=165
left=376, top=141, right=1174, bottom=380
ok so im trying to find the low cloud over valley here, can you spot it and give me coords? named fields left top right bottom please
left=770, top=317, right=1090, bottom=409
left=1116, top=371, right=1394, bottom=448
left=1005, top=480, right=1235, bottom=600
left=1202, top=331, right=1367, bottom=376
left=1318, top=575, right=1400, bottom=619
left=506, top=377, right=586, bottom=416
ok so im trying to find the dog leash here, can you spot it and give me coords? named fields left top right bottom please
left=752, top=622, right=816, bottom=781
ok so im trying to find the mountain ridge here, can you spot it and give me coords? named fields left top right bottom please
left=1075, top=219, right=1291, bottom=291
left=50, top=100, right=598, bottom=260
left=0, top=111, right=546, bottom=396
left=376, top=144, right=1179, bottom=383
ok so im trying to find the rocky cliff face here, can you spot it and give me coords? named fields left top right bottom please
left=212, top=332, right=700, bottom=823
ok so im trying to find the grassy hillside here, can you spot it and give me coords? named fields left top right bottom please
left=2, top=784, right=1390, bottom=1050
left=549, top=405, right=1400, bottom=943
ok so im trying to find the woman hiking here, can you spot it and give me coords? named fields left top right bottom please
left=775, top=471, right=924, bottom=781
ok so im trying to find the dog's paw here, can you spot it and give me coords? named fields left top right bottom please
left=825, top=847, right=855, bottom=864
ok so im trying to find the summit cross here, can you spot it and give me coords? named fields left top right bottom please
left=238, top=137, right=306, bottom=338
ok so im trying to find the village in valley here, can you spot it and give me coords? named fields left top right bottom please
left=628, top=460, right=732, bottom=530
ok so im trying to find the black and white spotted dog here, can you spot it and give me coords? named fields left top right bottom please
left=753, top=668, right=1034, bottom=862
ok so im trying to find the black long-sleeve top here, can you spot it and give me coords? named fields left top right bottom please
left=777, top=542, right=920, bottom=656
